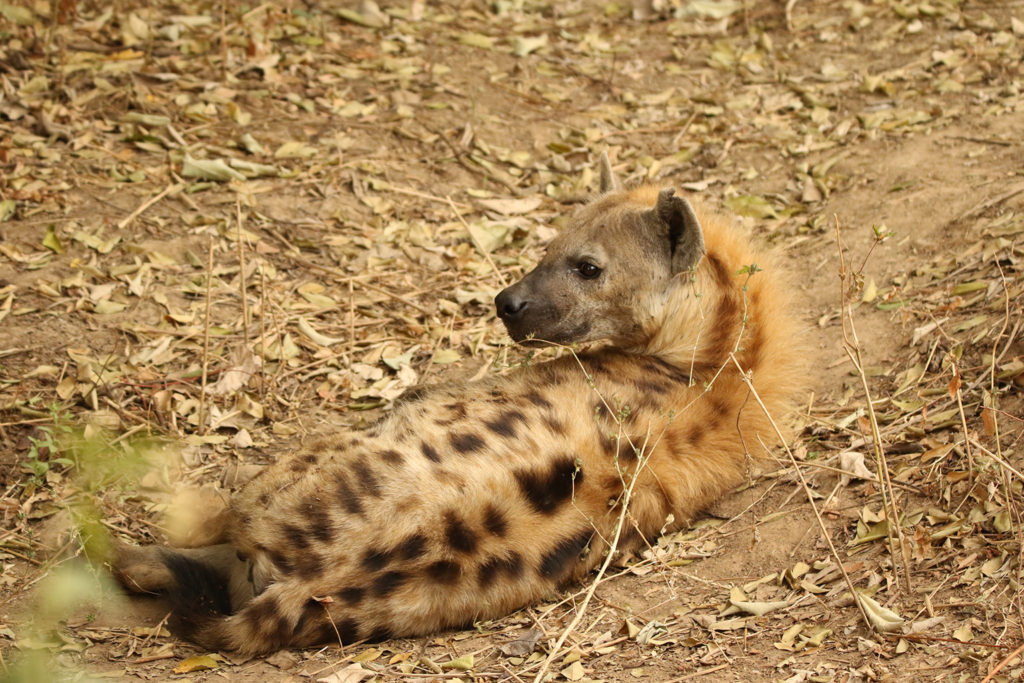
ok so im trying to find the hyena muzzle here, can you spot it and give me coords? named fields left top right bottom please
left=106, top=155, right=803, bottom=655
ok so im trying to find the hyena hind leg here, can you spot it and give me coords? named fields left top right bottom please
left=113, top=543, right=256, bottom=611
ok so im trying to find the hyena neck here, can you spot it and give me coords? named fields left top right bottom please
left=638, top=238, right=751, bottom=377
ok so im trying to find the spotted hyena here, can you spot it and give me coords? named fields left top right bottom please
left=110, top=155, right=803, bottom=655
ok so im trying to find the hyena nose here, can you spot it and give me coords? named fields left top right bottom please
left=495, top=289, right=528, bottom=322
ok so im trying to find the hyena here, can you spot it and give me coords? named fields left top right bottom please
left=109, top=156, right=802, bottom=655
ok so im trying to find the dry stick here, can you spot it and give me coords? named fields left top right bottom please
left=981, top=641, right=1024, bottom=683
left=348, top=278, right=356, bottom=369
left=117, top=182, right=179, bottom=230
left=236, top=200, right=250, bottom=350
left=446, top=195, right=508, bottom=288
left=199, top=242, right=214, bottom=435
left=259, top=263, right=267, bottom=403
left=834, top=219, right=912, bottom=593
left=950, top=362, right=975, bottom=486
left=727, top=353, right=873, bottom=632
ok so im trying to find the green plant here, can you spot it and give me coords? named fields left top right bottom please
left=22, top=402, right=75, bottom=483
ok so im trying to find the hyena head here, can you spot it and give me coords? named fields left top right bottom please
left=495, top=157, right=706, bottom=348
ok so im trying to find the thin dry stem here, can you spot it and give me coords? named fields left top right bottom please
left=199, top=241, right=214, bottom=436
left=236, top=200, right=251, bottom=350
left=834, top=218, right=912, bottom=593
left=446, top=195, right=508, bottom=288
left=728, top=353, right=873, bottom=632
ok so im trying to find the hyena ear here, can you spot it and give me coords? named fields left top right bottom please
left=654, top=188, right=706, bottom=274
left=598, top=152, right=620, bottom=193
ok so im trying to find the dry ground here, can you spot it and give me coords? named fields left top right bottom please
left=1, top=0, right=1024, bottom=681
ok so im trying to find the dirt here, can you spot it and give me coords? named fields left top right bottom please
left=1, top=0, right=1023, bottom=681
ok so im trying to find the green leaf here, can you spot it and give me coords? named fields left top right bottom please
left=181, top=154, right=246, bottom=182
left=0, top=199, right=15, bottom=222
left=459, top=32, right=496, bottom=49
left=441, top=654, right=474, bottom=670
left=42, top=225, right=64, bottom=254
left=724, top=195, right=777, bottom=219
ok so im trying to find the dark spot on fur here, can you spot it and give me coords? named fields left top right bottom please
left=710, top=396, right=730, bottom=418
left=371, top=570, right=408, bottom=598
left=338, top=586, right=365, bottom=606
left=635, top=378, right=671, bottom=395
left=582, top=353, right=609, bottom=375
left=602, top=474, right=625, bottom=495
left=686, top=423, right=704, bottom=446
left=335, top=617, right=360, bottom=643
left=281, top=523, right=310, bottom=550
left=306, top=507, right=335, bottom=544
left=420, top=441, right=441, bottom=463
left=367, top=625, right=394, bottom=642
left=246, top=595, right=280, bottom=633
left=398, top=386, right=427, bottom=404
left=478, top=552, right=524, bottom=587
left=426, top=560, right=461, bottom=584
left=335, top=472, right=365, bottom=516
left=514, top=457, right=581, bottom=515
left=258, top=493, right=270, bottom=506
left=523, top=390, right=553, bottom=410
left=381, top=449, right=404, bottom=465
left=293, top=553, right=326, bottom=579
left=396, top=533, right=428, bottom=560
left=485, top=414, right=518, bottom=439
left=619, top=439, right=640, bottom=462
left=265, top=547, right=293, bottom=574
left=297, top=598, right=323, bottom=633
left=542, top=414, right=566, bottom=435
left=290, top=459, right=309, bottom=472
left=539, top=530, right=592, bottom=579
left=444, top=401, right=467, bottom=417
left=351, top=458, right=382, bottom=497
left=362, top=547, right=391, bottom=572
left=444, top=510, right=478, bottom=553
left=451, top=432, right=486, bottom=454
left=746, top=328, right=764, bottom=364
left=304, top=453, right=317, bottom=463
left=483, top=504, right=509, bottom=536
left=598, top=429, right=618, bottom=457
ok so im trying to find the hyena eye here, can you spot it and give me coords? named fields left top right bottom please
left=575, top=261, right=602, bottom=280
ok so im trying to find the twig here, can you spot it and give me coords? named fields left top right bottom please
left=117, top=183, right=180, bottom=230
left=727, top=352, right=873, bottom=632
left=834, top=218, right=912, bottom=593
left=947, top=182, right=1024, bottom=228
left=666, top=663, right=730, bottom=681
left=529, top=430, right=644, bottom=683
left=981, top=641, right=1024, bottom=683
left=447, top=195, right=508, bottom=288
left=236, top=200, right=250, bottom=350
left=199, top=241, right=214, bottom=435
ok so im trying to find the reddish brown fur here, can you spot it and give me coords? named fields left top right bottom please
left=111, top=181, right=804, bottom=655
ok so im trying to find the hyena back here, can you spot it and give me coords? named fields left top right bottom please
left=111, top=161, right=802, bottom=654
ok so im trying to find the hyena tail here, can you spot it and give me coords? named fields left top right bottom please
left=113, top=543, right=270, bottom=651
left=157, top=551, right=235, bottom=649
left=158, top=557, right=336, bottom=655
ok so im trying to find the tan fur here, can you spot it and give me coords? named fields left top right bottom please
left=112, top=183, right=804, bottom=655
